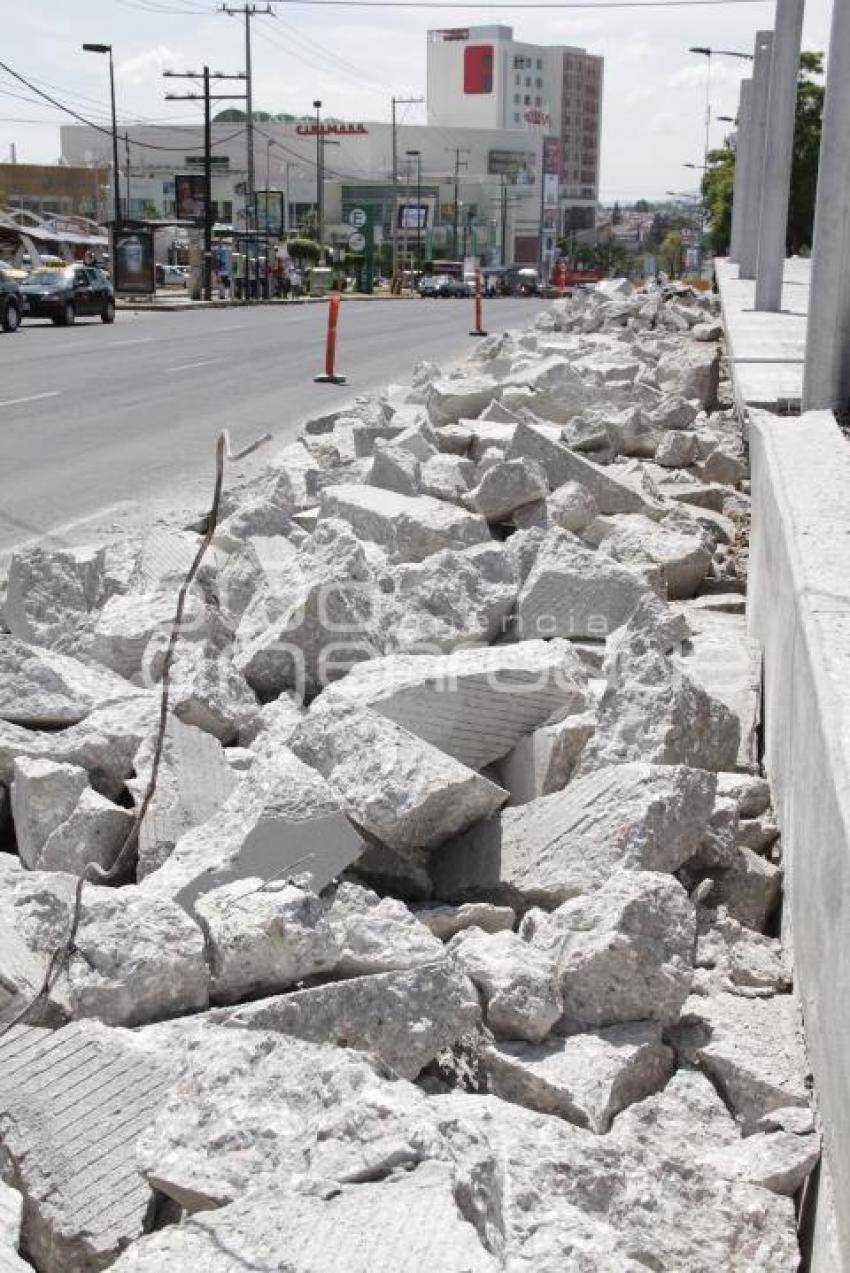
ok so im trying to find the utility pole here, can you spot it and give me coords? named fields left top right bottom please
left=391, top=95, right=422, bottom=291
left=500, top=175, right=508, bottom=267
left=124, top=132, right=131, bottom=216
left=445, top=147, right=470, bottom=262
left=220, top=3, right=273, bottom=235
left=165, top=66, right=246, bottom=301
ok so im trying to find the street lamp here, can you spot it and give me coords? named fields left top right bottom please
left=405, top=148, right=422, bottom=274
left=313, top=99, right=323, bottom=247
left=82, top=42, right=119, bottom=279
left=688, top=46, right=753, bottom=175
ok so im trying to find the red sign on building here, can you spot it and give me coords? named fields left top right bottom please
left=464, top=45, right=494, bottom=94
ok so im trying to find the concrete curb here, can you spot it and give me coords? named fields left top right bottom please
left=116, top=294, right=421, bottom=313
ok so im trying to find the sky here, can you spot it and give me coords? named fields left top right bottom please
left=0, top=0, right=834, bottom=201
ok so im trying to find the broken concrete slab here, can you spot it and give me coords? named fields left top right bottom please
left=208, top=960, right=480, bottom=1080
left=526, top=869, right=695, bottom=1028
left=0, top=636, right=145, bottom=729
left=674, top=607, right=762, bottom=772
left=38, top=786, right=133, bottom=875
left=10, top=755, right=88, bottom=867
left=325, top=882, right=445, bottom=976
left=320, top=483, right=490, bottom=564
left=701, top=1130, right=821, bottom=1197
left=368, top=444, right=421, bottom=497
left=494, top=712, right=596, bottom=805
left=655, top=430, right=698, bottom=468
left=516, top=527, right=658, bottom=641
left=449, top=927, right=563, bottom=1042
left=195, top=879, right=339, bottom=1004
left=695, top=907, right=790, bottom=996
left=161, top=641, right=260, bottom=744
left=596, top=513, right=711, bottom=600
left=708, top=845, right=782, bottom=932
left=292, top=707, right=508, bottom=852
left=506, top=421, right=655, bottom=516
left=425, top=374, right=499, bottom=426
left=91, top=590, right=229, bottom=682
left=2, top=544, right=105, bottom=652
left=433, top=762, right=716, bottom=909
left=139, top=747, right=364, bottom=914
left=419, top=452, right=475, bottom=502
left=312, top=640, right=587, bottom=772
left=0, top=1020, right=176, bottom=1273
left=413, top=900, right=516, bottom=941
left=482, top=1022, right=675, bottom=1132
left=466, top=458, right=548, bottom=523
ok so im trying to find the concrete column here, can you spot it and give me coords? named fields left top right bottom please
left=728, top=78, right=752, bottom=263
left=803, top=0, right=850, bottom=411
left=754, top=0, right=805, bottom=310
left=737, top=30, right=773, bottom=279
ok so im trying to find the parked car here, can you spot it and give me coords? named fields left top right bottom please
left=155, top=263, right=187, bottom=288
left=19, top=265, right=115, bottom=325
left=430, top=273, right=470, bottom=298
left=0, top=269, right=23, bottom=332
left=0, top=258, right=28, bottom=283
left=417, top=274, right=440, bottom=297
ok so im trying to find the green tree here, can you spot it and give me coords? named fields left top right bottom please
left=701, top=145, right=736, bottom=253
left=286, top=237, right=321, bottom=267
left=659, top=231, right=684, bottom=277
left=634, top=199, right=653, bottom=213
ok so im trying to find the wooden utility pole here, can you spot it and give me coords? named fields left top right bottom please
left=445, top=146, right=470, bottom=261
left=164, top=67, right=246, bottom=300
left=219, top=3, right=273, bottom=235
left=391, top=96, right=422, bottom=291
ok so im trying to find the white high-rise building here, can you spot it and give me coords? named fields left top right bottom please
left=427, top=24, right=603, bottom=231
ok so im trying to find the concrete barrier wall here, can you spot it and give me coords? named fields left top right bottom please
left=748, top=409, right=850, bottom=1271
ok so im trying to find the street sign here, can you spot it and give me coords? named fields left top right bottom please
left=348, top=231, right=366, bottom=251
left=348, top=208, right=367, bottom=228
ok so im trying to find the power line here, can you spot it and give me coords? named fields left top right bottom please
left=269, top=0, right=769, bottom=6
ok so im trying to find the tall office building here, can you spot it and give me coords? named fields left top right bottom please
left=427, top=25, right=603, bottom=230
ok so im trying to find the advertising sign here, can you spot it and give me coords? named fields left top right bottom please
left=174, top=172, right=206, bottom=222
left=544, top=174, right=559, bottom=208
left=487, top=149, right=536, bottom=185
left=464, top=45, right=494, bottom=94
left=114, top=227, right=155, bottom=295
left=543, top=137, right=562, bottom=176
left=255, top=190, right=284, bottom=235
left=398, top=204, right=428, bottom=231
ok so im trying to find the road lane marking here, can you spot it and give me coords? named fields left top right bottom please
left=0, top=391, right=61, bottom=408
left=165, top=359, right=216, bottom=373
left=106, top=338, right=155, bottom=349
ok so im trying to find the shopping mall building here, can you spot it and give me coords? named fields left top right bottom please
left=59, top=26, right=602, bottom=274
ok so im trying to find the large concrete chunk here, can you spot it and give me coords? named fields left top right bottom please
left=2, top=544, right=105, bottom=652
left=109, top=1162, right=498, bottom=1272
left=526, top=870, right=695, bottom=1028
left=466, top=457, right=548, bottom=522
left=292, top=707, right=508, bottom=852
left=597, top=513, right=711, bottom=600
left=163, top=641, right=259, bottom=744
left=506, top=420, right=653, bottom=515
left=0, top=871, right=208, bottom=1027
left=314, top=640, right=587, bottom=772
left=425, top=374, right=498, bottom=426
left=675, top=606, right=762, bottom=771
left=139, top=748, right=364, bottom=913
left=516, top=527, right=657, bottom=641
left=378, top=543, right=518, bottom=655
left=578, top=620, right=740, bottom=775
left=10, top=756, right=88, bottom=867
left=433, top=763, right=716, bottom=909
left=320, top=483, right=490, bottom=563
left=448, top=927, right=562, bottom=1042
left=38, top=786, right=134, bottom=875
left=325, top=882, right=445, bottom=975
left=673, top=992, right=810, bottom=1129
left=657, top=344, right=720, bottom=410
left=91, top=590, right=229, bottom=681
left=208, top=960, right=481, bottom=1079
left=128, top=716, right=238, bottom=879
left=0, top=1021, right=175, bottom=1273
left=195, top=879, right=339, bottom=1004
left=494, top=711, right=596, bottom=804
left=483, top=1023, right=675, bottom=1132
left=0, top=636, right=144, bottom=728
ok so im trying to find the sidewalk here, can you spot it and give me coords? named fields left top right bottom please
left=715, top=257, right=809, bottom=414
left=117, top=290, right=419, bottom=312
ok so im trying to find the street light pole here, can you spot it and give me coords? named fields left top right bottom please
left=313, top=99, right=323, bottom=248
left=406, top=149, right=421, bottom=273
left=82, top=43, right=119, bottom=278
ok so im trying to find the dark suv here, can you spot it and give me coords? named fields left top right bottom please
left=19, top=265, right=115, bottom=326
left=0, top=269, right=22, bottom=333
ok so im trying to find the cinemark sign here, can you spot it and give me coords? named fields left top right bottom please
left=295, top=122, right=368, bottom=136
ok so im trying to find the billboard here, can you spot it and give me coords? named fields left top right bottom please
left=174, top=172, right=206, bottom=222
left=398, top=204, right=429, bottom=230
left=113, top=227, right=155, bottom=295
left=544, top=174, right=559, bottom=208
left=543, top=137, right=562, bottom=176
left=255, top=190, right=284, bottom=235
left=487, top=149, right=536, bottom=186
left=464, top=44, right=494, bottom=94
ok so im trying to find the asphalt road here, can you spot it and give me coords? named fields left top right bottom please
left=0, top=296, right=538, bottom=556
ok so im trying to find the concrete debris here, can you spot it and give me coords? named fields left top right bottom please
left=0, top=635, right=145, bottom=728
left=139, top=746, right=364, bottom=912
left=433, top=762, right=716, bottom=908
left=10, top=755, right=89, bottom=867
left=161, top=640, right=260, bottom=743
left=507, top=421, right=654, bottom=517
left=320, top=482, right=490, bottom=563
left=596, top=512, right=711, bottom=599
left=701, top=1130, right=821, bottom=1197
left=325, top=882, right=445, bottom=975
left=655, top=429, right=698, bottom=468
left=92, top=589, right=229, bottom=681
left=208, top=960, right=480, bottom=1079
left=292, top=706, right=507, bottom=852
left=37, top=786, right=134, bottom=876
left=494, top=711, right=596, bottom=804
left=482, top=1022, right=675, bottom=1131
left=420, top=452, right=475, bottom=501
left=368, top=443, right=421, bottom=496
left=413, top=900, right=516, bottom=940
left=466, top=457, right=548, bottom=522
left=706, top=844, right=783, bottom=932
left=3, top=544, right=106, bottom=652
left=674, top=607, right=762, bottom=772
left=449, top=926, right=563, bottom=1042
left=657, top=344, right=720, bottom=410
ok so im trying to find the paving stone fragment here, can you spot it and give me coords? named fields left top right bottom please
left=413, top=901, right=516, bottom=940
left=208, top=960, right=481, bottom=1079
left=482, top=1023, right=675, bottom=1131
left=0, top=636, right=144, bottom=728
left=0, top=1020, right=175, bottom=1273
left=10, top=756, right=88, bottom=867
left=110, top=1161, right=498, bottom=1272
left=517, top=527, right=656, bottom=641
left=313, top=640, right=587, bottom=772
left=292, top=707, right=507, bottom=852
left=673, top=991, right=810, bottom=1128
left=195, top=878, right=339, bottom=1004
left=526, top=870, right=695, bottom=1027
left=596, top=513, right=711, bottom=600
left=320, top=483, right=490, bottom=564
left=449, top=927, right=562, bottom=1042
left=433, top=763, right=716, bottom=909
left=139, top=747, right=364, bottom=913
left=325, top=882, right=445, bottom=975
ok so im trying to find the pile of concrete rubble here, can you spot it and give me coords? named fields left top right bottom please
left=0, top=278, right=817, bottom=1271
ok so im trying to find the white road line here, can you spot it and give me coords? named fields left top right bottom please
left=0, top=391, right=61, bottom=409
left=165, top=359, right=216, bottom=373
left=106, top=338, right=155, bottom=348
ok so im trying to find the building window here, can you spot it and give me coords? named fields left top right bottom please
left=514, top=112, right=520, bottom=124
left=514, top=93, right=520, bottom=104
left=536, top=77, right=543, bottom=88
left=537, top=57, right=543, bottom=69
left=525, top=76, right=531, bottom=87
left=524, top=95, right=530, bottom=105
left=515, top=72, right=521, bottom=85
left=535, top=96, right=542, bottom=107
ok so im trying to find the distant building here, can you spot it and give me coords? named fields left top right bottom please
left=426, top=25, right=603, bottom=232
left=0, top=162, right=108, bottom=220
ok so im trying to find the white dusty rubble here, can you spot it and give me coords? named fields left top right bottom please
left=0, top=283, right=819, bottom=1273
